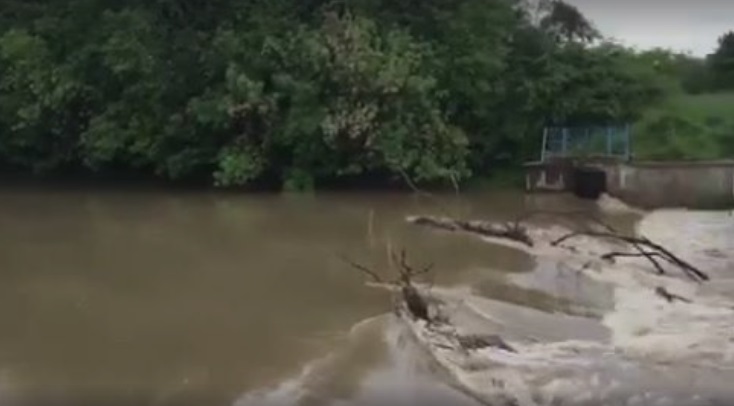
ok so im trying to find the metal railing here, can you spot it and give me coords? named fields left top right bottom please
left=541, top=125, right=631, bottom=162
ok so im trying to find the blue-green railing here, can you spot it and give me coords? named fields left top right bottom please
left=541, top=125, right=631, bottom=162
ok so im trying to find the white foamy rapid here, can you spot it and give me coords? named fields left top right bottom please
left=602, top=210, right=734, bottom=368
left=401, top=208, right=734, bottom=406
left=235, top=209, right=734, bottom=406
left=233, top=315, right=479, bottom=406
left=596, top=193, right=645, bottom=215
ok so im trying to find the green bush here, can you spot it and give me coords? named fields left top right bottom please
left=0, top=0, right=674, bottom=189
left=634, top=92, right=734, bottom=160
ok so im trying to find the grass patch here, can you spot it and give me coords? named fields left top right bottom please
left=674, top=92, right=734, bottom=121
left=633, top=91, right=734, bottom=160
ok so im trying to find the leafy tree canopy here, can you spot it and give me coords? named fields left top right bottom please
left=0, top=0, right=676, bottom=189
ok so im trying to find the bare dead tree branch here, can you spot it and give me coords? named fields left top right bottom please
left=388, top=247, right=435, bottom=284
left=655, top=286, right=692, bottom=304
left=551, top=231, right=709, bottom=282
left=409, top=216, right=534, bottom=247
left=413, top=263, right=435, bottom=277
left=640, top=235, right=710, bottom=282
left=340, top=245, right=437, bottom=323
left=512, top=210, right=672, bottom=278
left=551, top=231, right=595, bottom=246
left=337, top=254, right=384, bottom=284
left=409, top=213, right=708, bottom=283
left=601, top=250, right=668, bottom=275
left=602, top=252, right=668, bottom=262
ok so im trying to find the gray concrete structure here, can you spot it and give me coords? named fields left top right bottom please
left=525, top=159, right=734, bottom=209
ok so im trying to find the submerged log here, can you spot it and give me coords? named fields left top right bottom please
left=457, top=334, right=518, bottom=353
left=340, top=248, right=434, bottom=323
left=554, top=231, right=710, bottom=282
left=407, top=214, right=710, bottom=283
left=402, top=283, right=431, bottom=322
left=408, top=216, right=534, bottom=247
left=341, top=247, right=518, bottom=356
left=655, top=286, right=692, bottom=304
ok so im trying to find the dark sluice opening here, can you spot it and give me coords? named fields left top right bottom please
left=573, top=166, right=607, bottom=200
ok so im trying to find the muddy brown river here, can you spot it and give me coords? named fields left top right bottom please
left=0, top=187, right=637, bottom=406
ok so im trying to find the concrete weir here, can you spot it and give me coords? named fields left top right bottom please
left=525, top=159, right=734, bottom=209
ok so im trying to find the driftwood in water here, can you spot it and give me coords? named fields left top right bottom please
left=654, top=286, right=692, bottom=304
left=340, top=248, right=521, bottom=357
left=408, top=213, right=710, bottom=284
left=402, top=283, right=430, bottom=322
left=554, top=231, right=710, bottom=283
left=408, top=216, right=534, bottom=247
left=409, top=210, right=623, bottom=249
left=457, top=334, right=517, bottom=353
left=339, top=248, right=434, bottom=323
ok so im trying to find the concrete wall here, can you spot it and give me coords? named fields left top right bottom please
left=596, top=161, right=734, bottom=209
left=524, top=159, right=575, bottom=192
left=525, top=159, right=734, bottom=209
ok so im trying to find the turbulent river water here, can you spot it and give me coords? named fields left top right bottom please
left=1, top=186, right=727, bottom=406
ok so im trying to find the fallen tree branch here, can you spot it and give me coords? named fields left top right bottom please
left=516, top=210, right=671, bottom=276
left=341, top=247, right=435, bottom=323
left=337, top=254, right=384, bottom=284
left=408, top=216, right=534, bottom=247
left=655, top=286, right=692, bottom=304
left=409, top=213, right=709, bottom=283
left=456, top=334, right=517, bottom=353
left=640, top=235, right=710, bottom=282
left=457, top=219, right=534, bottom=247
left=552, top=231, right=709, bottom=282
left=601, top=251, right=668, bottom=275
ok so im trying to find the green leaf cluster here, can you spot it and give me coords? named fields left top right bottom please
left=0, top=0, right=672, bottom=189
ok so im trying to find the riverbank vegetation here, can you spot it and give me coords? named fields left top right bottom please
left=0, top=1, right=731, bottom=190
left=632, top=32, right=734, bottom=160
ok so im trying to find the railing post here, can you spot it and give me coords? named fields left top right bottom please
left=541, top=127, right=548, bottom=162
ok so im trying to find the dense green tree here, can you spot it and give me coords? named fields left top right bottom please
left=709, top=31, right=734, bottom=90
left=538, top=0, right=599, bottom=44
left=0, top=0, right=671, bottom=189
left=634, top=48, right=711, bottom=94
